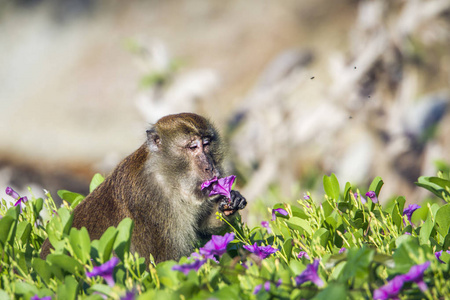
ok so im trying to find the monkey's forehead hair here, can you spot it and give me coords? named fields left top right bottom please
left=154, top=113, right=217, bottom=137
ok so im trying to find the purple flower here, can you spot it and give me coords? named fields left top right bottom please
left=354, top=192, right=366, bottom=204
left=365, top=191, right=378, bottom=203
left=253, top=284, right=262, bottom=294
left=172, top=259, right=207, bottom=275
left=373, top=275, right=405, bottom=300
left=121, top=291, right=135, bottom=300
left=199, top=232, right=234, bottom=258
left=14, top=196, right=28, bottom=207
left=339, top=247, right=346, bottom=254
left=294, top=259, right=324, bottom=287
left=31, top=296, right=52, bottom=300
left=86, top=257, right=120, bottom=287
left=374, top=261, right=431, bottom=298
left=276, top=279, right=282, bottom=287
left=243, top=243, right=279, bottom=259
left=271, top=208, right=288, bottom=221
left=298, top=251, right=310, bottom=260
left=253, top=281, right=271, bottom=294
left=261, top=221, right=271, bottom=234
left=404, top=232, right=411, bottom=235
left=5, top=187, right=20, bottom=199
left=435, top=250, right=450, bottom=264
left=303, top=194, right=310, bottom=200
left=403, top=204, right=421, bottom=223
left=201, top=175, right=236, bottom=199
left=402, top=261, right=430, bottom=292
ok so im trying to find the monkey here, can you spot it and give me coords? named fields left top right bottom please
left=40, top=113, right=247, bottom=263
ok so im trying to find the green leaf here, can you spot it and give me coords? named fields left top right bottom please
left=443, top=232, right=450, bottom=250
left=90, top=173, right=105, bottom=193
left=434, top=204, right=450, bottom=237
left=341, top=247, right=374, bottom=282
left=47, top=207, right=73, bottom=252
left=88, top=284, right=113, bottom=298
left=313, top=228, right=330, bottom=248
left=57, top=190, right=85, bottom=205
left=368, top=176, right=384, bottom=196
left=157, top=261, right=180, bottom=288
left=282, top=238, right=293, bottom=261
left=344, top=182, right=352, bottom=203
left=34, top=197, right=44, bottom=216
left=416, top=176, right=450, bottom=200
left=285, top=217, right=312, bottom=236
left=0, top=290, right=10, bottom=299
left=393, top=237, right=420, bottom=273
left=323, top=174, right=340, bottom=200
left=97, top=227, right=119, bottom=262
left=313, top=282, right=347, bottom=300
left=322, top=200, right=334, bottom=218
left=419, top=207, right=434, bottom=245
left=113, top=218, right=134, bottom=261
left=16, top=221, right=32, bottom=244
left=0, top=215, right=16, bottom=246
left=291, top=206, right=309, bottom=219
left=69, top=227, right=91, bottom=264
left=33, top=258, right=52, bottom=285
left=47, top=254, right=84, bottom=275
left=14, top=281, right=38, bottom=296
left=395, top=196, right=406, bottom=215
left=57, top=276, right=79, bottom=300
left=389, top=204, right=402, bottom=230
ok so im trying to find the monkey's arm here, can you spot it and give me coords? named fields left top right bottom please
left=198, top=190, right=247, bottom=235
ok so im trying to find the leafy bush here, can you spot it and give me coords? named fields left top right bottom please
left=2, top=172, right=450, bottom=299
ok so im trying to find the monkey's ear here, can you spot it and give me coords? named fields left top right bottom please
left=146, top=129, right=161, bottom=152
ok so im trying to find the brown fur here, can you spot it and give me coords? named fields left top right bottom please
left=40, top=113, right=246, bottom=263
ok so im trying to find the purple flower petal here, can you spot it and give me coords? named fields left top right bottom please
left=403, top=204, right=421, bottom=223
left=201, top=177, right=218, bottom=189
left=294, top=259, right=324, bottom=287
left=402, top=261, right=430, bottom=292
left=172, top=259, right=207, bottom=275
left=5, top=187, right=20, bottom=199
left=201, top=175, right=236, bottom=199
left=121, top=291, right=135, bottom=300
left=14, top=196, right=27, bottom=207
left=199, top=232, right=234, bottom=257
left=298, top=251, right=310, bottom=260
left=271, top=208, right=288, bottom=221
left=243, top=243, right=279, bottom=259
left=86, top=257, right=120, bottom=287
left=373, top=275, right=405, bottom=300
left=253, top=284, right=262, bottom=294
left=261, top=221, right=271, bottom=234
left=31, top=296, right=52, bottom=300
left=365, top=191, right=378, bottom=203
left=264, top=281, right=271, bottom=291
left=435, top=250, right=450, bottom=264
left=354, top=192, right=366, bottom=204
left=339, top=247, right=346, bottom=254
left=276, top=279, right=282, bottom=287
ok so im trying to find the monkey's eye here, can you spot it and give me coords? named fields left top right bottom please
left=203, top=139, right=210, bottom=146
left=188, top=145, right=198, bottom=150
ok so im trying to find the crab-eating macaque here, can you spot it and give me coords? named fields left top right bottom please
left=40, top=113, right=247, bottom=263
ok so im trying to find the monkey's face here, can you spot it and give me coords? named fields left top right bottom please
left=148, top=113, right=225, bottom=199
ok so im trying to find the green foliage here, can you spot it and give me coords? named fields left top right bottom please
left=1, top=172, right=450, bottom=299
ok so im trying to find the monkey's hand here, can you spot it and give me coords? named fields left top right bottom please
left=219, top=190, right=247, bottom=216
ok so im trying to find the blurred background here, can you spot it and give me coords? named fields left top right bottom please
left=1, top=0, right=449, bottom=225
